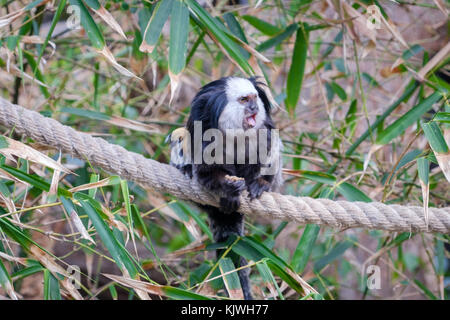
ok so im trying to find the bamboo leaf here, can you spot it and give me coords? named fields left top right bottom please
left=422, top=121, right=449, bottom=154
left=43, top=269, right=62, bottom=300
left=218, top=258, right=243, bottom=299
left=168, top=0, right=189, bottom=103
left=23, top=51, right=49, bottom=98
left=330, top=82, right=347, bottom=101
left=169, top=0, right=189, bottom=74
left=0, top=135, right=72, bottom=174
left=285, top=26, right=308, bottom=114
left=421, top=121, right=450, bottom=182
left=103, top=273, right=211, bottom=300
left=69, top=0, right=138, bottom=78
left=417, top=157, right=430, bottom=226
left=241, top=15, right=281, bottom=36
left=286, top=170, right=372, bottom=202
left=60, top=196, right=95, bottom=244
left=223, top=13, right=248, bottom=44
left=0, top=164, right=72, bottom=197
left=185, top=0, right=253, bottom=74
left=231, top=236, right=314, bottom=297
left=256, top=260, right=283, bottom=299
left=85, top=0, right=127, bottom=39
left=256, top=23, right=298, bottom=52
left=75, top=194, right=138, bottom=278
left=314, top=240, right=353, bottom=272
left=0, top=259, right=18, bottom=299
left=140, top=0, right=174, bottom=53
left=376, top=92, right=442, bottom=145
left=292, top=224, right=320, bottom=273
left=68, top=0, right=105, bottom=49
left=434, top=112, right=450, bottom=123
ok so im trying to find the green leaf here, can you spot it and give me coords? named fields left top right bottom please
left=265, top=260, right=306, bottom=295
left=344, top=99, right=358, bottom=138
left=169, top=0, right=189, bottom=75
left=174, top=202, right=213, bottom=240
left=218, top=258, right=242, bottom=297
left=388, top=149, right=422, bottom=183
left=120, top=179, right=133, bottom=231
left=292, top=224, right=320, bottom=273
left=256, top=260, right=283, bottom=299
left=0, top=135, right=9, bottom=148
left=69, top=0, right=105, bottom=49
left=88, top=174, right=100, bottom=198
left=141, top=0, right=174, bottom=52
left=289, top=0, right=313, bottom=16
left=336, top=183, right=372, bottom=202
left=314, top=240, right=353, bottom=272
left=24, top=0, right=46, bottom=11
left=256, top=23, right=298, bottom=52
left=0, top=259, right=14, bottom=298
left=421, top=121, right=449, bottom=154
left=11, top=262, right=44, bottom=281
left=161, top=285, right=212, bottom=300
left=434, top=112, right=450, bottom=123
left=362, top=73, right=379, bottom=87
left=402, top=44, right=424, bottom=61
left=109, top=284, right=118, bottom=299
left=414, top=279, right=438, bottom=300
left=60, top=107, right=111, bottom=120
left=75, top=194, right=138, bottom=277
left=0, top=217, right=33, bottom=249
left=376, top=92, right=442, bottom=145
left=230, top=237, right=308, bottom=294
left=285, top=26, right=308, bottom=114
left=330, top=82, right=347, bottom=101
left=223, top=12, right=250, bottom=59
left=435, top=239, right=445, bottom=276
left=417, top=157, right=429, bottom=185
left=233, top=236, right=288, bottom=268
left=185, top=0, right=252, bottom=74
left=84, top=0, right=101, bottom=10
left=224, top=13, right=248, bottom=43
left=44, top=269, right=62, bottom=300
left=23, top=51, right=49, bottom=98
left=345, top=79, right=419, bottom=156
left=0, top=164, right=72, bottom=197
left=241, top=15, right=281, bottom=36
left=299, top=171, right=372, bottom=202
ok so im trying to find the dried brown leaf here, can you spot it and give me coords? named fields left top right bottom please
left=94, top=6, right=128, bottom=40
left=0, top=136, right=71, bottom=174
left=98, top=47, right=141, bottom=80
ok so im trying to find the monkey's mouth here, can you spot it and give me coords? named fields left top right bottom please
left=244, top=113, right=257, bottom=129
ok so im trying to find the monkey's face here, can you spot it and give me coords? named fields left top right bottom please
left=218, top=78, right=267, bottom=131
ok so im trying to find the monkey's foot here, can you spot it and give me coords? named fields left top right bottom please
left=247, top=178, right=271, bottom=200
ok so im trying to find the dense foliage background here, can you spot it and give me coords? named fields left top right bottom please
left=0, top=0, right=449, bottom=300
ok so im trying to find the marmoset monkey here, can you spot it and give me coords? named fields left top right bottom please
left=167, top=76, right=282, bottom=299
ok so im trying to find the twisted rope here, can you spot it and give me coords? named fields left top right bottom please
left=0, top=97, right=449, bottom=234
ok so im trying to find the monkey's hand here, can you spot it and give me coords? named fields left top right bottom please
left=247, top=177, right=271, bottom=200
left=220, top=176, right=246, bottom=213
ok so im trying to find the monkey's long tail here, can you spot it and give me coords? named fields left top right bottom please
left=200, top=205, right=253, bottom=300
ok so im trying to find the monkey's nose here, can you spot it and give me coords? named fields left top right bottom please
left=247, top=103, right=258, bottom=113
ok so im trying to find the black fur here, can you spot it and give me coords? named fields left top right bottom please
left=185, top=77, right=276, bottom=300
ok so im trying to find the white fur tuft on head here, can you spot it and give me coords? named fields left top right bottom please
left=218, top=77, right=267, bottom=131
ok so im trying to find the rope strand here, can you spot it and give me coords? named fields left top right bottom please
left=1, top=97, right=449, bottom=234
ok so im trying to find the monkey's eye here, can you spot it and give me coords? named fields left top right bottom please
left=239, top=96, right=249, bottom=103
